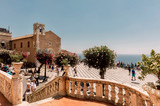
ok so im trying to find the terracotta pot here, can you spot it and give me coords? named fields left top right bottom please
left=142, top=83, right=160, bottom=106
left=12, top=62, right=23, bottom=75
left=64, top=65, right=69, bottom=77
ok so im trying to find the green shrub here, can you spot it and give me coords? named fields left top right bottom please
left=83, top=46, right=115, bottom=79
left=138, top=49, right=160, bottom=84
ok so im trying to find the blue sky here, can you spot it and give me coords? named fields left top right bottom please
left=0, top=0, right=160, bottom=54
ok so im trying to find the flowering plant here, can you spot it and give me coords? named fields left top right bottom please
left=54, top=50, right=79, bottom=67
left=83, top=46, right=115, bottom=79
left=138, top=50, right=160, bottom=84
left=9, top=51, right=29, bottom=62
left=36, top=49, right=54, bottom=65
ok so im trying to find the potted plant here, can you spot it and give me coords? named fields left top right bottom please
left=83, top=46, right=115, bottom=79
left=137, top=49, right=160, bottom=106
left=9, top=51, right=28, bottom=75
left=54, top=50, right=79, bottom=76
left=60, top=58, right=70, bottom=76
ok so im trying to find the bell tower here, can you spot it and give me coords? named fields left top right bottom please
left=33, top=23, right=45, bottom=35
left=33, top=23, right=45, bottom=67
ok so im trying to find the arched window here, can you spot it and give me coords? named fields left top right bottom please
left=28, top=41, right=30, bottom=48
left=14, top=43, right=16, bottom=49
left=20, top=42, right=23, bottom=48
left=1, top=41, right=5, bottom=47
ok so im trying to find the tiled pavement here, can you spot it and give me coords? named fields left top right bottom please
left=68, top=63, right=158, bottom=92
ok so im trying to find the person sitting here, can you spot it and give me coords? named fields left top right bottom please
left=30, top=72, right=35, bottom=81
left=23, top=79, right=31, bottom=101
left=3, top=64, right=8, bottom=72
left=7, top=70, right=12, bottom=75
left=31, top=79, right=37, bottom=92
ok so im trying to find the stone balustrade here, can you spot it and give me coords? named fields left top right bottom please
left=0, top=70, right=23, bottom=105
left=66, top=77, right=153, bottom=106
left=26, top=76, right=154, bottom=106
left=26, top=76, right=66, bottom=103
left=0, top=70, right=12, bottom=103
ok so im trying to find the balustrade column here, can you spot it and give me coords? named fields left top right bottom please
left=59, top=77, right=66, bottom=96
left=130, top=91, right=137, bottom=106
left=146, top=99, right=152, bottom=106
left=104, top=84, right=109, bottom=100
left=66, top=80, right=70, bottom=95
left=83, top=82, right=87, bottom=96
left=90, top=83, right=94, bottom=96
left=136, top=93, right=145, bottom=106
left=96, top=83, right=102, bottom=98
left=118, top=86, right=124, bottom=105
left=124, top=89, right=130, bottom=106
left=71, top=81, right=75, bottom=95
left=76, top=82, right=81, bottom=95
left=11, top=75, right=23, bottom=105
left=111, top=85, right=116, bottom=104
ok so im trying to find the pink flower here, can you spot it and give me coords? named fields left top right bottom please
left=153, top=62, right=157, bottom=65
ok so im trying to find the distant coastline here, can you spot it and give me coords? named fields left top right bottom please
left=78, top=54, right=149, bottom=64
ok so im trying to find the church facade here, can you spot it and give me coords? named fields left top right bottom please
left=0, top=23, right=61, bottom=63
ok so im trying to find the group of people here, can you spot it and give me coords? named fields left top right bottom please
left=117, top=61, right=138, bottom=69
left=0, top=63, right=14, bottom=75
left=117, top=61, right=137, bottom=81
left=48, top=64, right=78, bottom=77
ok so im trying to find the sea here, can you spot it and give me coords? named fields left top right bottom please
left=77, top=54, right=149, bottom=64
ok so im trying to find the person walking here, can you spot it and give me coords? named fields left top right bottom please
left=128, top=65, right=131, bottom=75
left=51, top=65, right=54, bottom=72
left=56, top=67, right=59, bottom=77
left=74, top=66, right=77, bottom=77
left=131, top=68, right=136, bottom=81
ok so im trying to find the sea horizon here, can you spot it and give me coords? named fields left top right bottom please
left=78, top=54, right=150, bottom=64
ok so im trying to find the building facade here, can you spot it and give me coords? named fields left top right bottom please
left=0, top=28, right=12, bottom=49
left=0, top=23, right=61, bottom=63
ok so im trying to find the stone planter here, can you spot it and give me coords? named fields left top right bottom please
left=142, top=83, right=160, bottom=106
left=64, top=65, right=69, bottom=77
left=12, top=62, right=23, bottom=76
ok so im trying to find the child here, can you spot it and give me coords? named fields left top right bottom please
left=132, top=68, right=136, bottom=81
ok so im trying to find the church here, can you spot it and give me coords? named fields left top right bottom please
left=0, top=23, right=61, bottom=63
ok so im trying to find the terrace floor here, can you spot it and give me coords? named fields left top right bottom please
left=0, top=92, right=12, bottom=106
left=38, top=97, right=113, bottom=106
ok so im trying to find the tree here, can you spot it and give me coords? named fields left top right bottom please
left=138, top=50, right=160, bottom=85
left=36, top=49, right=54, bottom=81
left=0, top=49, right=11, bottom=64
left=83, top=46, right=115, bottom=79
left=54, top=50, right=79, bottom=67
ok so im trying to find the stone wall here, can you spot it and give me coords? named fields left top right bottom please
left=39, top=31, right=61, bottom=54
left=11, top=37, right=36, bottom=63
left=0, top=71, right=12, bottom=103
left=0, top=33, right=12, bottom=49
left=0, top=71, right=23, bottom=105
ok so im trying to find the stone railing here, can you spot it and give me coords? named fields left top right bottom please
left=26, top=76, right=66, bottom=103
left=66, top=77, right=153, bottom=106
left=0, top=71, right=12, bottom=102
left=26, top=76, right=153, bottom=106
left=0, top=70, right=23, bottom=105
